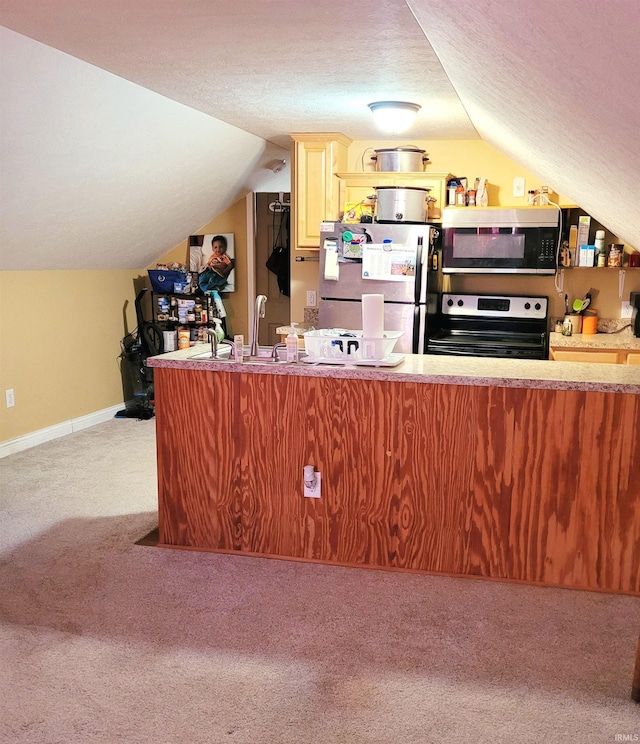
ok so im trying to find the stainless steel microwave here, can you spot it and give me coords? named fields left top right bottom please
left=441, top=207, right=559, bottom=274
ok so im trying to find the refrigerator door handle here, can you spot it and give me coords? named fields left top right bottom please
left=414, top=236, right=423, bottom=305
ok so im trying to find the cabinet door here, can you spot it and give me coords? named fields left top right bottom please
left=291, top=134, right=350, bottom=249
left=625, top=352, right=640, bottom=365
left=551, top=349, right=621, bottom=364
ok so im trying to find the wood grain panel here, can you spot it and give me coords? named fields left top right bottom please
left=155, top=368, right=240, bottom=550
left=154, top=367, right=640, bottom=594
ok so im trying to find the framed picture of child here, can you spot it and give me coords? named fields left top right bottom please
left=189, top=233, right=236, bottom=293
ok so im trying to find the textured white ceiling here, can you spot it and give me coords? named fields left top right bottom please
left=1, top=0, right=639, bottom=271
left=408, top=0, right=640, bottom=254
left=0, top=0, right=476, bottom=148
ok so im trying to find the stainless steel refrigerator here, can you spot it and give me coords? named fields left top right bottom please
left=318, top=221, right=439, bottom=353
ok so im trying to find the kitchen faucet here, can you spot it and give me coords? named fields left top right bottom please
left=206, top=329, right=233, bottom=359
left=250, top=294, right=267, bottom=356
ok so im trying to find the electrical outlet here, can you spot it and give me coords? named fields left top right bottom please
left=306, top=290, right=317, bottom=307
left=513, top=177, right=525, bottom=198
left=621, top=301, right=633, bottom=318
left=5, top=388, right=15, bottom=408
left=303, top=467, right=321, bottom=498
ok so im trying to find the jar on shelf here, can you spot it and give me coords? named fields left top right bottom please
left=607, top=244, right=623, bottom=267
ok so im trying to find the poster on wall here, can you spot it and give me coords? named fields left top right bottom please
left=189, top=233, right=236, bottom=293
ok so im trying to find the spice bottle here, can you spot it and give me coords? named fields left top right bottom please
left=447, top=181, right=457, bottom=206
left=455, top=184, right=466, bottom=206
left=607, top=244, right=622, bottom=267
left=595, top=230, right=606, bottom=267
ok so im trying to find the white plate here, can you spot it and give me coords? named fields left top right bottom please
left=301, top=353, right=405, bottom=368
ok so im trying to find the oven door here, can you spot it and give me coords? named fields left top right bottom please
left=442, top=226, right=557, bottom=274
left=427, top=329, right=548, bottom=359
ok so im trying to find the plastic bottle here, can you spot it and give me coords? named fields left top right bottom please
left=212, top=317, right=224, bottom=343
left=447, top=181, right=457, bottom=206
left=286, top=322, right=299, bottom=363
left=595, top=230, right=606, bottom=267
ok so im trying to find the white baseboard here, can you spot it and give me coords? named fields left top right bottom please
left=0, top=404, right=124, bottom=458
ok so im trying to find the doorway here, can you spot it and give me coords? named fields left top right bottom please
left=255, top=192, right=291, bottom=346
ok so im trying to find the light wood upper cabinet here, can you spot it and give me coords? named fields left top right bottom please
left=290, top=133, right=351, bottom=250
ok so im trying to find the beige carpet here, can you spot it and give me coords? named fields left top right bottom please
left=0, top=418, right=638, bottom=744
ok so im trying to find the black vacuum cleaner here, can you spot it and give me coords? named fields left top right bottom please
left=116, top=288, right=163, bottom=420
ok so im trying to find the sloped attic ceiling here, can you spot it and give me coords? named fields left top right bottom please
left=408, top=0, right=640, bottom=251
left=1, top=0, right=639, bottom=272
left=0, top=29, right=290, bottom=271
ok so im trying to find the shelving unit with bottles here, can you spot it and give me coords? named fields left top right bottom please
left=151, top=291, right=225, bottom=347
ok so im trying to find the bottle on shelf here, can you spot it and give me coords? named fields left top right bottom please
left=595, top=230, right=606, bottom=267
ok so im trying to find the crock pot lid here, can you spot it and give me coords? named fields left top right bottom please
left=373, top=147, right=426, bottom=154
left=374, top=186, right=431, bottom=191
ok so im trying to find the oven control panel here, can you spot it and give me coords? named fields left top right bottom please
left=440, top=293, right=548, bottom=319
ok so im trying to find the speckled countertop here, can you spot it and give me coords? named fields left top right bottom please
left=149, top=345, right=640, bottom=394
left=549, top=324, right=640, bottom=350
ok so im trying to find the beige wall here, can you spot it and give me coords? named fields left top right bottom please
left=347, top=139, right=576, bottom=207
left=1, top=198, right=251, bottom=446
left=0, top=270, right=141, bottom=442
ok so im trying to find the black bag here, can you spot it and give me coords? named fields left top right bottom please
left=266, top=244, right=290, bottom=296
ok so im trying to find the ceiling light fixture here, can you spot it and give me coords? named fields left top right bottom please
left=368, top=101, right=421, bottom=134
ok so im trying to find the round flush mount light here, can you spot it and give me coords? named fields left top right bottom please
left=368, top=101, right=421, bottom=134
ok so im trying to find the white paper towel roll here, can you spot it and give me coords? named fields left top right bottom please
left=163, top=330, right=177, bottom=352
left=362, top=294, right=384, bottom=338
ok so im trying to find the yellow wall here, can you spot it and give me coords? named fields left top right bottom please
left=0, top=198, right=250, bottom=446
left=0, top=270, right=141, bottom=442
left=347, top=139, right=575, bottom=207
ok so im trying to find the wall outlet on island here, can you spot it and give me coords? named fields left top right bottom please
left=303, top=466, right=321, bottom=498
left=621, top=301, right=633, bottom=318
left=306, top=290, right=317, bottom=307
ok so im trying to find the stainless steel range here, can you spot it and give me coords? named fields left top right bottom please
left=427, top=292, right=549, bottom=359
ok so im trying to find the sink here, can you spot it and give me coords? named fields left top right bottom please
left=189, top=346, right=233, bottom=361
left=188, top=345, right=289, bottom=363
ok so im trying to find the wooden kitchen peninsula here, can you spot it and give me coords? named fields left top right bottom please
left=147, top=350, right=640, bottom=595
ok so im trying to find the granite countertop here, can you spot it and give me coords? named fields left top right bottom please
left=149, top=346, right=640, bottom=394
left=549, top=324, right=640, bottom=350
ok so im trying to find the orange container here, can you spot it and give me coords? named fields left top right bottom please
left=582, top=313, right=598, bottom=334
